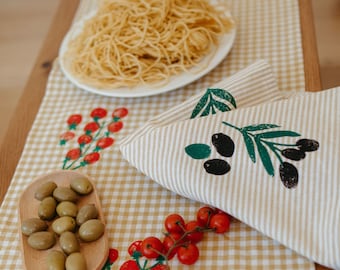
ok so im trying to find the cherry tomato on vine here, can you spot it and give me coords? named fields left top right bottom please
left=67, top=114, right=82, bottom=128
left=209, top=212, right=230, bottom=234
left=112, top=107, right=128, bottom=118
left=84, top=122, right=100, bottom=134
left=177, top=243, right=199, bottom=265
left=90, top=107, right=107, bottom=119
left=128, top=240, right=143, bottom=256
left=84, top=152, right=100, bottom=164
left=164, top=214, right=185, bottom=234
left=162, top=232, right=183, bottom=260
left=66, top=148, right=81, bottom=160
left=119, top=260, right=139, bottom=270
left=107, top=121, right=123, bottom=133
left=196, top=206, right=215, bottom=227
left=140, top=236, right=164, bottom=259
left=77, top=134, right=92, bottom=146
left=185, top=220, right=204, bottom=243
left=96, top=137, right=114, bottom=149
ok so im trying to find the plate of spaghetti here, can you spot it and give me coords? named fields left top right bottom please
left=59, top=0, right=236, bottom=97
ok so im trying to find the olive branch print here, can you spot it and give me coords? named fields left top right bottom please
left=186, top=88, right=320, bottom=188
left=222, top=122, right=300, bottom=176
left=190, top=88, right=237, bottom=119
left=222, top=121, right=319, bottom=188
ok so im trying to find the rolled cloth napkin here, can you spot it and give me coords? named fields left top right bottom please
left=120, top=62, right=340, bottom=269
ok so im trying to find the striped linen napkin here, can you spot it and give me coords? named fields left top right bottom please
left=120, top=64, right=340, bottom=269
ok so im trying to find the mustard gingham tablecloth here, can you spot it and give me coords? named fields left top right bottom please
left=0, top=0, right=316, bottom=269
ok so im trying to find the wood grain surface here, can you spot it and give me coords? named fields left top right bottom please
left=0, top=1, right=332, bottom=268
left=18, top=170, right=108, bottom=270
left=0, top=0, right=79, bottom=204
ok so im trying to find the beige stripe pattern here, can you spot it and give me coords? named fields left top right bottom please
left=121, top=88, right=340, bottom=269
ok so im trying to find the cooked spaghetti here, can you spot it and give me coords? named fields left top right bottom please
left=64, top=0, right=233, bottom=89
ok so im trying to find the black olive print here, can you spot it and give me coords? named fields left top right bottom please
left=281, top=148, right=306, bottom=161
left=211, top=133, right=235, bottom=157
left=279, top=162, right=299, bottom=189
left=204, top=159, right=231, bottom=175
left=296, top=139, right=319, bottom=152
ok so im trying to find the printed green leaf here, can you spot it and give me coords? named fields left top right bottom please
left=210, top=88, right=237, bottom=109
left=241, top=124, right=280, bottom=132
left=190, top=88, right=237, bottom=119
left=200, top=103, right=212, bottom=117
left=185, top=143, right=211, bottom=159
left=190, top=92, right=209, bottom=119
left=212, top=99, right=231, bottom=113
left=255, top=138, right=275, bottom=176
left=241, top=131, right=256, bottom=163
left=257, top=130, right=301, bottom=139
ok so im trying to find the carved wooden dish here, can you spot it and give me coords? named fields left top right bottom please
left=18, top=170, right=108, bottom=270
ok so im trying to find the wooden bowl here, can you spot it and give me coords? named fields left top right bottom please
left=18, top=170, right=109, bottom=270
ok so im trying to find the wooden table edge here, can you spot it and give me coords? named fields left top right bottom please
left=0, top=0, right=329, bottom=269
left=0, top=0, right=80, bottom=203
left=299, top=0, right=322, bottom=92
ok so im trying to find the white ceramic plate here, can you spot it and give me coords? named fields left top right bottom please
left=59, top=11, right=236, bottom=98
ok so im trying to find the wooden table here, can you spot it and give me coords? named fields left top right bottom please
left=0, top=0, right=328, bottom=269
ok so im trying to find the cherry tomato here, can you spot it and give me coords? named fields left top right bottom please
left=164, top=214, right=185, bottom=234
left=112, top=107, right=128, bottom=118
left=162, top=232, right=183, bottom=260
left=128, top=240, right=143, bottom=256
left=215, top=208, right=227, bottom=214
left=84, top=122, right=100, bottom=134
left=60, top=131, right=75, bottom=141
left=107, top=121, right=123, bottom=133
left=66, top=148, right=81, bottom=160
left=84, top=152, right=100, bottom=164
left=96, top=137, right=114, bottom=149
left=77, top=134, right=92, bottom=146
left=177, top=243, right=199, bottom=265
left=119, top=260, right=139, bottom=270
left=60, top=131, right=75, bottom=145
left=67, top=114, right=82, bottom=128
left=209, top=212, right=230, bottom=233
left=185, top=220, right=204, bottom=243
left=108, top=248, right=119, bottom=264
left=90, top=107, right=107, bottom=119
left=196, top=206, right=215, bottom=227
left=140, top=236, right=164, bottom=259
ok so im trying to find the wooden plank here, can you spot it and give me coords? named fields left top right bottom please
left=0, top=0, right=80, bottom=204
left=298, top=0, right=322, bottom=92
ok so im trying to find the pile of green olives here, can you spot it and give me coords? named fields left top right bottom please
left=21, top=176, right=105, bottom=270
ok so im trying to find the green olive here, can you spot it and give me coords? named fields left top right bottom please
left=79, top=219, right=104, bottom=242
left=76, top=204, right=98, bottom=226
left=52, top=216, right=76, bottom=235
left=70, top=177, right=93, bottom=195
left=34, top=181, right=57, bottom=201
left=38, top=196, right=57, bottom=220
left=59, top=231, right=80, bottom=255
left=53, top=187, right=78, bottom=202
left=65, top=252, right=87, bottom=270
left=21, top=218, right=48, bottom=236
left=27, top=231, right=56, bottom=250
left=47, top=250, right=66, bottom=270
left=56, top=201, right=78, bottom=217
